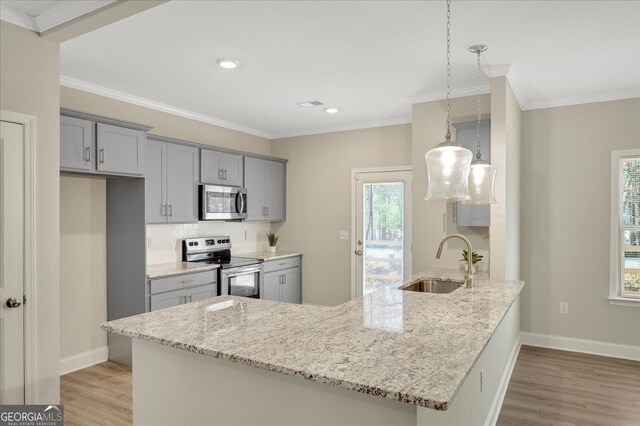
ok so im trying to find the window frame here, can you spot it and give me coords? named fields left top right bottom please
left=609, top=148, right=640, bottom=307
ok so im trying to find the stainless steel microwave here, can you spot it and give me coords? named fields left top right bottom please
left=199, top=185, right=247, bottom=221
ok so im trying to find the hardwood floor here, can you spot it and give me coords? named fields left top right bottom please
left=60, top=361, right=132, bottom=426
left=60, top=346, right=640, bottom=426
left=497, top=345, right=640, bottom=426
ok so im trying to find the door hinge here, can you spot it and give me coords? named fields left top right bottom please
left=23, top=295, right=27, bottom=305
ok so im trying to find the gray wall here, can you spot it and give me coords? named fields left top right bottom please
left=520, top=98, right=640, bottom=346
left=0, top=21, right=61, bottom=403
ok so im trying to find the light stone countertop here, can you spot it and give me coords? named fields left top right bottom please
left=235, top=250, right=303, bottom=261
left=104, top=268, right=523, bottom=410
left=146, top=261, right=220, bottom=278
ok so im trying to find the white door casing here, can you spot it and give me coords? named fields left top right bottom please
left=0, top=111, right=36, bottom=404
left=351, top=167, right=412, bottom=299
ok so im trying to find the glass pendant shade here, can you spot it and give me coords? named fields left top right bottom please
left=465, top=160, right=497, bottom=204
left=424, top=144, right=473, bottom=201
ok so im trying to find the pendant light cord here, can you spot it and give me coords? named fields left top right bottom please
left=445, top=0, right=452, bottom=141
left=475, top=49, right=482, bottom=160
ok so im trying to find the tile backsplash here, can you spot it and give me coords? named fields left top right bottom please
left=147, top=222, right=272, bottom=265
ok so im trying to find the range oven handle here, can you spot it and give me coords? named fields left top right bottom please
left=223, top=265, right=263, bottom=277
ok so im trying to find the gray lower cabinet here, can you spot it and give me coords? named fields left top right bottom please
left=262, top=256, right=301, bottom=304
left=245, top=157, right=286, bottom=221
left=96, top=123, right=146, bottom=176
left=148, top=270, right=218, bottom=312
left=60, top=115, right=94, bottom=171
left=454, top=120, right=491, bottom=227
left=60, top=115, right=148, bottom=177
left=146, top=139, right=198, bottom=223
left=200, top=149, right=244, bottom=187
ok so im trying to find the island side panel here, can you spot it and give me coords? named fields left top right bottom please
left=417, top=295, right=521, bottom=426
left=132, top=339, right=417, bottom=426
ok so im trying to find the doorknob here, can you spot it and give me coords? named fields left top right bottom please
left=357, top=240, right=362, bottom=245
left=5, top=297, right=21, bottom=308
left=355, top=250, right=363, bottom=256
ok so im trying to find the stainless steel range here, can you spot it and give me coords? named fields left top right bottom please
left=182, top=236, right=263, bottom=299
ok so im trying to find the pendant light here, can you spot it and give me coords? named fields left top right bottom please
left=464, top=44, right=497, bottom=205
left=425, top=0, right=473, bottom=202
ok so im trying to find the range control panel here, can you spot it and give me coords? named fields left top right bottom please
left=183, top=236, right=232, bottom=253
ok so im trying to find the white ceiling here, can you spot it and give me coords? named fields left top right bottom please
left=1, top=0, right=115, bottom=33
left=59, top=1, right=640, bottom=139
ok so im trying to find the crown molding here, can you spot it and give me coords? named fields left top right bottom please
left=60, top=76, right=272, bottom=139
left=0, top=5, right=38, bottom=31
left=522, top=88, right=640, bottom=111
left=271, top=115, right=412, bottom=139
left=408, top=85, right=491, bottom=105
left=35, top=0, right=115, bottom=32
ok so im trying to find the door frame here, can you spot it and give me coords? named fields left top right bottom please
left=350, top=166, right=412, bottom=299
left=1, top=110, right=36, bottom=403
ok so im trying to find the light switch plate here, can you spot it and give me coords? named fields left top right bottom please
left=339, top=231, right=349, bottom=240
left=560, top=302, right=569, bottom=314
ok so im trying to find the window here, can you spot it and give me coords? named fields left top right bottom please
left=610, top=149, right=640, bottom=306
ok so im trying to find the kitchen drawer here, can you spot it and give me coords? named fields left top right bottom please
left=263, top=256, right=300, bottom=274
left=149, top=270, right=217, bottom=294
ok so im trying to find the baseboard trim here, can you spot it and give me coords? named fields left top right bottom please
left=520, top=332, right=640, bottom=361
left=60, top=346, right=109, bottom=376
left=485, top=335, right=521, bottom=426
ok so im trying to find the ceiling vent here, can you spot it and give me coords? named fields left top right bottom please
left=297, top=100, right=324, bottom=108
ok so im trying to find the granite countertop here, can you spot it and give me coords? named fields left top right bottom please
left=235, top=250, right=303, bottom=261
left=146, top=261, right=220, bottom=278
left=104, top=268, right=523, bottom=410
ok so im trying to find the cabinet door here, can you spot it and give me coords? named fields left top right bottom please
left=145, top=140, right=167, bottom=223
left=150, top=289, right=186, bottom=311
left=60, top=116, right=94, bottom=171
left=96, top=123, right=145, bottom=176
left=166, top=144, right=198, bottom=223
left=200, top=149, right=224, bottom=184
left=221, top=153, right=244, bottom=187
left=244, top=156, right=264, bottom=221
left=281, top=267, right=301, bottom=304
left=186, top=284, right=217, bottom=303
left=263, top=160, right=285, bottom=221
left=262, top=272, right=281, bottom=301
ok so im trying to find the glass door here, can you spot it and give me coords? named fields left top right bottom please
left=354, top=170, right=412, bottom=297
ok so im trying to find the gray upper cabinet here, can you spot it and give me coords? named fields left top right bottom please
left=96, top=123, right=145, bottom=176
left=455, top=120, right=491, bottom=227
left=200, top=149, right=244, bottom=187
left=145, top=139, right=198, bottom=224
left=60, top=116, right=94, bottom=171
left=244, top=157, right=286, bottom=221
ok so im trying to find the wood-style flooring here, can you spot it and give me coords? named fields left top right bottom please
left=60, top=345, right=640, bottom=426
left=497, top=345, right=640, bottom=426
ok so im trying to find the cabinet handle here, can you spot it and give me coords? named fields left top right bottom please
left=162, top=204, right=167, bottom=217
left=224, top=170, right=228, bottom=180
left=182, top=279, right=193, bottom=284
left=218, top=169, right=223, bottom=180
left=85, top=146, right=91, bottom=162
left=265, top=207, right=269, bottom=216
left=99, top=148, right=104, bottom=164
left=168, top=205, right=173, bottom=217
left=283, top=275, right=286, bottom=284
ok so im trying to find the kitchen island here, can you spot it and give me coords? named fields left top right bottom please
left=103, top=269, right=523, bottom=426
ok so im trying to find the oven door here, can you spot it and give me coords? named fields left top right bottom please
left=220, top=265, right=263, bottom=298
left=200, top=185, right=247, bottom=221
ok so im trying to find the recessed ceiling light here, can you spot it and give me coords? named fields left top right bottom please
left=325, top=107, right=339, bottom=114
left=297, top=100, right=324, bottom=108
left=216, top=58, right=239, bottom=69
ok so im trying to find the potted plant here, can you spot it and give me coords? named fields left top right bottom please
left=461, top=250, right=483, bottom=273
left=266, top=231, right=279, bottom=253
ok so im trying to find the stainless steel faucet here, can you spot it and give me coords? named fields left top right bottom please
left=436, top=234, right=474, bottom=288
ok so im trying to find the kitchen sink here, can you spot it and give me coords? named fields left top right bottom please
left=399, top=279, right=464, bottom=294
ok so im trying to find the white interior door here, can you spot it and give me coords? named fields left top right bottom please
left=0, top=120, right=25, bottom=404
left=354, top=170, right=412, bottom=297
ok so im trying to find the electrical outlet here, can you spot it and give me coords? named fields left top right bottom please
left=560, top=302, right=569, bottom=314
left=480, top=369, right=484, bottom=392
left=339, top=231, right=349, bottom=240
